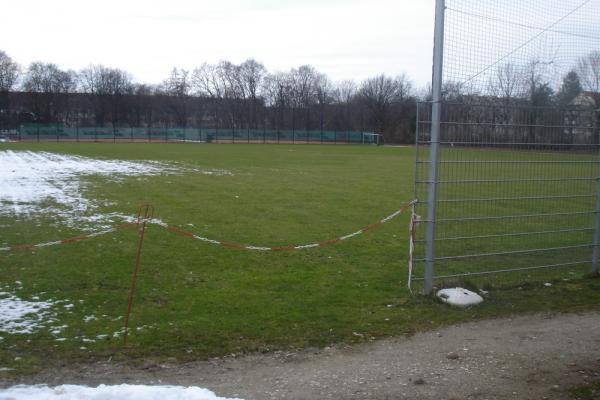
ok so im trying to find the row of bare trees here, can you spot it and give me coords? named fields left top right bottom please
left=439, top=52, right=600, bottom=107
left=1, top=49, right=598, bottom=143
left=434, top=53, right=600, bottom=146
left=0, top=51, right=417, bottom=143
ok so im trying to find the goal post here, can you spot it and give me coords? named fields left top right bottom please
left=361, top=132, right=382, bottom=145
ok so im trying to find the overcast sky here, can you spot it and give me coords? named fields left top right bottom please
left=0, top=0, right=435, bottom=87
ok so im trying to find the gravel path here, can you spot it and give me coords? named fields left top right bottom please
left=4, top=312, right=600, bottom=399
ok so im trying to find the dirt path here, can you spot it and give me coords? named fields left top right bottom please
left=5, top=312, right=600, bottom=399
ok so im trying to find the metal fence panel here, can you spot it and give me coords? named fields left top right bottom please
left=413, top=0, right=600, bottom=292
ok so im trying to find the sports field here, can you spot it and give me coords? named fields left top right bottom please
left=0, top=142, right=599, bottom=376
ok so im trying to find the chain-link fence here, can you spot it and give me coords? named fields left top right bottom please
left=7, top=124, right=382, bottom=145
left=412, top=0, right=600, bottom=293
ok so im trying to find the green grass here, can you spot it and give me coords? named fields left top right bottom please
left=0, top=142, right=599, bottom=378
left=570, top=381, right=600, bottom=399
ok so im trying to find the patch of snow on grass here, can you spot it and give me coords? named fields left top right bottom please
left=0, top=384, right=243, bottom=400
left=0, top=289, right=56, bottom=334
left=0, top=150, right=232, bottom=229
left=0, top=150, right=170, bottom=220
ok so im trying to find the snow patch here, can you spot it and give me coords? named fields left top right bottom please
left=0, top=150, right=170, bottom=216
left=0, top=151, right=232, bottom=229
left=437, top=287, right=483, bottom=308
left=0, top=290, right=57, bottom=334
left=0, top=384, right=243, bottom=400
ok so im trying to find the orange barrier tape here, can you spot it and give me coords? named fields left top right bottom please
left=0, top=200, right=417, bottom=254
left=167, top=225, right=194, bottom=238
left=160, top=199, right=417, bottom=252
left=60, top=235, right=89, bottom=244
left=0, top=224, right=135, bottom=252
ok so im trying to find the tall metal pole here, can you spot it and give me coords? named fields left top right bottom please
left=424, top=0, right=446, bottom=294
left=592, top=115, right=600, bottom=275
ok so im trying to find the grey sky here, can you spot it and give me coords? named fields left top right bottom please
left=0, top=0, right=435, bottom=86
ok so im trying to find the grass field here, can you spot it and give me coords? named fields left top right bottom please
left=1, top=142, right=599, bottom=377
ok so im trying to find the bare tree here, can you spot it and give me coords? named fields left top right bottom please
left=333, top=80, right=357, bottom=104
left=576, top=51, right=600, bottom=145
left=261, top=72, right=293, bottom=131
left=239, top=59, right=266, bottom=128
left=487, top=63, right=524, bottom=130
left=22, top=62, right=76, bottom=123
left=79, top=65, right=131, bottom=96
left=359, top=74, right=412, bottom=135
left=128, top=83, right=156, bottom=127
left=577, top=51, right=600, bottom=93
left=161, top=68, right=192, bottom=127
left=313, top=75, right=333, bottom=133
left=489, top=62, right=522, bottom=100
left=78, top=65, right=132, bottom=126
left=331, top=80, right=358, bottom=131
left=23, top=62, right=75, bottom=93
left=163, top=68, right=191, bottom=96
left=261, top=72, right=292, bottom=107
left=0, top=50, right=20, bottom=92
left=523, top=60, right=554, bottom=107
left=286, top=65, right=327, bottom=130
left=192, top=63, right=228, bottom=129
left=192, top=63, right=223, bottom=98
left=0, top=50, right=21, bottom=129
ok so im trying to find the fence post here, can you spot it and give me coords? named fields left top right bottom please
left=592, top=119, right=600, bottom=275
left=424, top=0, right=445, bottom=295
left=123, top=204, right=154, bottom=344
left=292, top=108, right=295, bottom=144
